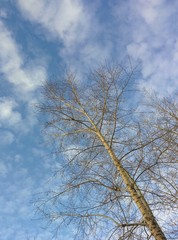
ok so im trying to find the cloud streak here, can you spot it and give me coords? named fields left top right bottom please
left=17, top=0, right=178, bottom=95
left=123, top=0, right=178, bottom=94
left=16, top=0, right=114, bottom=70
left=0, top=21, right=46, bottom=95
left=0, top=1, right=177, bottom=239
left=17, top=1, right=90, bottom=59
left=0, top=97, right=22, bottom=127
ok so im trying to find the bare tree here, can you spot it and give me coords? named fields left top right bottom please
left=38, top=64, right=177, bottom=240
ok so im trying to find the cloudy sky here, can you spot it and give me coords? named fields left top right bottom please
left=0, top=0, right=178, bottom=239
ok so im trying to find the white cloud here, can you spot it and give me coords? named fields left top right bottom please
left=0, top=96, right=42, bottom=133
left=16, top=0, right=111, bottom=70
left=16, top=0, right=178, bottom=96
left=0, top=151, right=56, bottom=240
left=17, top=0, right=90, bottom=50
left=0, top=21, right=46, bottom=94
left=124, top=0, right=178, bottom=95
left=0, top=20, right=48, bottom=132
left=135, top=0, right=166, bottom=25
left=0, top=130, right=14, bottom=145
left=0, top=9, right=7, bottom=19
left=0, top=162, right=8, bottom=177
left=0, top=97, right=22, bottom=127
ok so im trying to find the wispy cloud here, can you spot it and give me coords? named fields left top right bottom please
left=0, top=20, right=47, bottom=134
left=16, top=0, right=178, bottom=95
left=0, top=151, right=53, bottom=240
left=0, top=162, right=8, bottom=177
left=17, top=1, right=90, bottom=58
left=0, top=2, right=177, bottom=238
left=0, top=130, right=14, bottom=145
left=122, top=0, right=178, bottom=94
left=16, top=0, right=114, bottom=70
left=0, top=20, right=46, bottom=96
left=0, top=97, right=22, bottom=127
left=0, top=9, right=7, bottom=19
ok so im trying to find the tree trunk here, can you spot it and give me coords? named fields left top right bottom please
left=97, top=131, right=167, bottom=240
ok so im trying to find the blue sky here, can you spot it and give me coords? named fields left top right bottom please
left=0, top=0, right=178, bottom=239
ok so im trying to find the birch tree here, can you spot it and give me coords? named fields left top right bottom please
left=38, top=64, right=177, bottom=240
